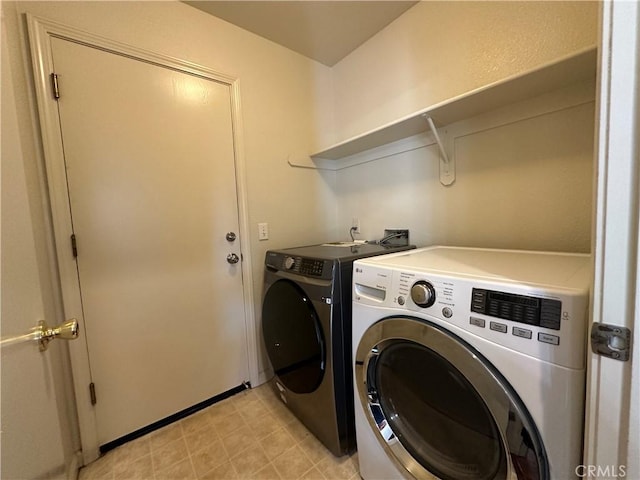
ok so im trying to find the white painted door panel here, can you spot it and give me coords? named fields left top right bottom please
left=50, top=37, right=248, bottom=445
left=1, top=26, right=67, bottom=478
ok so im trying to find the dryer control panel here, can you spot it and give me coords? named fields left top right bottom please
left=266, top=252, right=332, bottom=280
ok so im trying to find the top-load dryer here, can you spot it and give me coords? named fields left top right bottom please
left=261, top=242, right=415, bottom=456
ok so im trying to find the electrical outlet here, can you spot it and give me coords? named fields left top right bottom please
left=383, top=229, right=409, bottom=246
left=258, top=223, right=269, bottom=241
left=352, top=217, right=360, bottom=233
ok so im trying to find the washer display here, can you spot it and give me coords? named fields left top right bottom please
left=352, top=246, right=591, bottom=479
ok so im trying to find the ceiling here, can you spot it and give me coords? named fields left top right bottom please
left=183, top=1, right=418, bottom=66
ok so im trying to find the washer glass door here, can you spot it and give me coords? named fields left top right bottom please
left=262, top=279, right=325, bottom=393
left=376, top=341, right=504, bottom=479
left=356, top=316, right=548, bottom=480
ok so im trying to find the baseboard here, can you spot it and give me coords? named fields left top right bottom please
left=66, top=450, right=82, bottom=480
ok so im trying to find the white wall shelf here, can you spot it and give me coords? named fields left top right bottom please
left=297, top=46, right=597, bottom=179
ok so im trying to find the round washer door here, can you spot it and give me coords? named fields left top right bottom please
left=262, top=279, right=325, bottom=394
left=355, top=316, right=548, bottom=480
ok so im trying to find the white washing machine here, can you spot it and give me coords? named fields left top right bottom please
left=352, top=246, right=591, bottom=480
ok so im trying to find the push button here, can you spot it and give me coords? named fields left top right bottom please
left=470, top=317, right=486, bottom=328
left=490, top=321, right=508, bottom=333
left=537, top=332, right=560, bottom=345
left=512, top=327, right=533, bottom=339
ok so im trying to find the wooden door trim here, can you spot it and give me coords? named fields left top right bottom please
left=26, top=14, right=257, bottom=464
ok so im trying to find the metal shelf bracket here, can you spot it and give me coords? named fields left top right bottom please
left=422, top=115, right=455, bottom=186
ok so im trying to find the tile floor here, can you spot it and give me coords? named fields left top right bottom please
left=78, top=383, right=360, bottom=480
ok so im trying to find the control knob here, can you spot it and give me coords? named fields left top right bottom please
left=283, top=257, right=296, bottom=270
left=411, top=281, right=436, bottom=308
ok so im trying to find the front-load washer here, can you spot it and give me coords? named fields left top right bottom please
left=351, top=246, right=591, bottom=480
left=262, top=242, right=415, bottom=456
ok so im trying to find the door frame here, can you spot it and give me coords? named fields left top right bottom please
left=26, top=14, right=258, bottom=464
left=585, top=0, right=639, bottom=477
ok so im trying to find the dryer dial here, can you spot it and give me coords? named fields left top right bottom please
left=283, top=256, right=296, bottom=270
left=411, top=281, right=436, bottom=308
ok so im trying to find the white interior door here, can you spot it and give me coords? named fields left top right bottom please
left=49, top=36, right=249, bottom=446
left=1, top=26, right=68, bottom=478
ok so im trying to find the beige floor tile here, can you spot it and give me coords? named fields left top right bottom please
left=182, top=408, right=214, bottom=436
left=212, top=410, right=247, bottom=437
left=207, top=398, right=239, bottom=421
left=150, top=422, right=184, bottom=451
left=152, top=436, right=190, bottom=472
left=112, top=453, right=153, bottom=480
left=154, top=457, right=197, bottom=480
left=200, top=461, right=239, bottom=480
left=76, top=386, right=360, bottom=480
left=257, top=389, right=285, bottom=412
left=185, top=422, right=219, bottom=454
left=298, top=435, right=331, bottom=465
left=112, top=436, right=151, bottom=466
left=230, top=446, right=271, bottom=477
left=191, top=439, right=230, bottom=477
left=271, top=446, right=314, bottom=479
left=299, top=466, right=326, bottom=480
left=267, top=403, right=297, bottom=425
left=239, top=398, right=271, bottom=423
left=222, top=424, right=260, bottom=456
left=249, top=463, right=282, bottom=480
left=316, top=453, right=358, bottom=480
left=251, top=411, right=282, bottom=440
left=285, top=418, right=313, bottom=443
left=259, top=427, right=297, bottom=461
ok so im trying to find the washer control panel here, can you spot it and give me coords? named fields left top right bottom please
left=471, top=288, right=561, bottom=330
left=353, top=260, right=590, bottom=369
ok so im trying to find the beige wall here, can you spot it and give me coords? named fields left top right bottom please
left=334, top=93, right=595, bottom=252
left=330, top=1, right=598, bottom=253
left=330, top=1, right=599, bottom=143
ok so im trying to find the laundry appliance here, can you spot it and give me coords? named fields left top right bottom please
left=261, top=242, right=415, bottom=456
left=352, top=246, right=591, bottom=479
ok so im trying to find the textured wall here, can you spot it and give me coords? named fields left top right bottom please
left=335, top=96, right=595, bottom=253
left=330, top=1, right=599, bottom=143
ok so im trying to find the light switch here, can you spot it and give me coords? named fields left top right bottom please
left=258, top=223, right=269, bottom=241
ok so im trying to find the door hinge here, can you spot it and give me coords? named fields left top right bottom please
left=591, top=323, right=631, bottom=361
left=89, top=382, right=97, bottom=405
left=51, top=73, right=60, bottom=100
left=71, top=234, right=78, bottom=258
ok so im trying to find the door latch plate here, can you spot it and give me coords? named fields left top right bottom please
left=590, top=323, right=631, bottom=361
